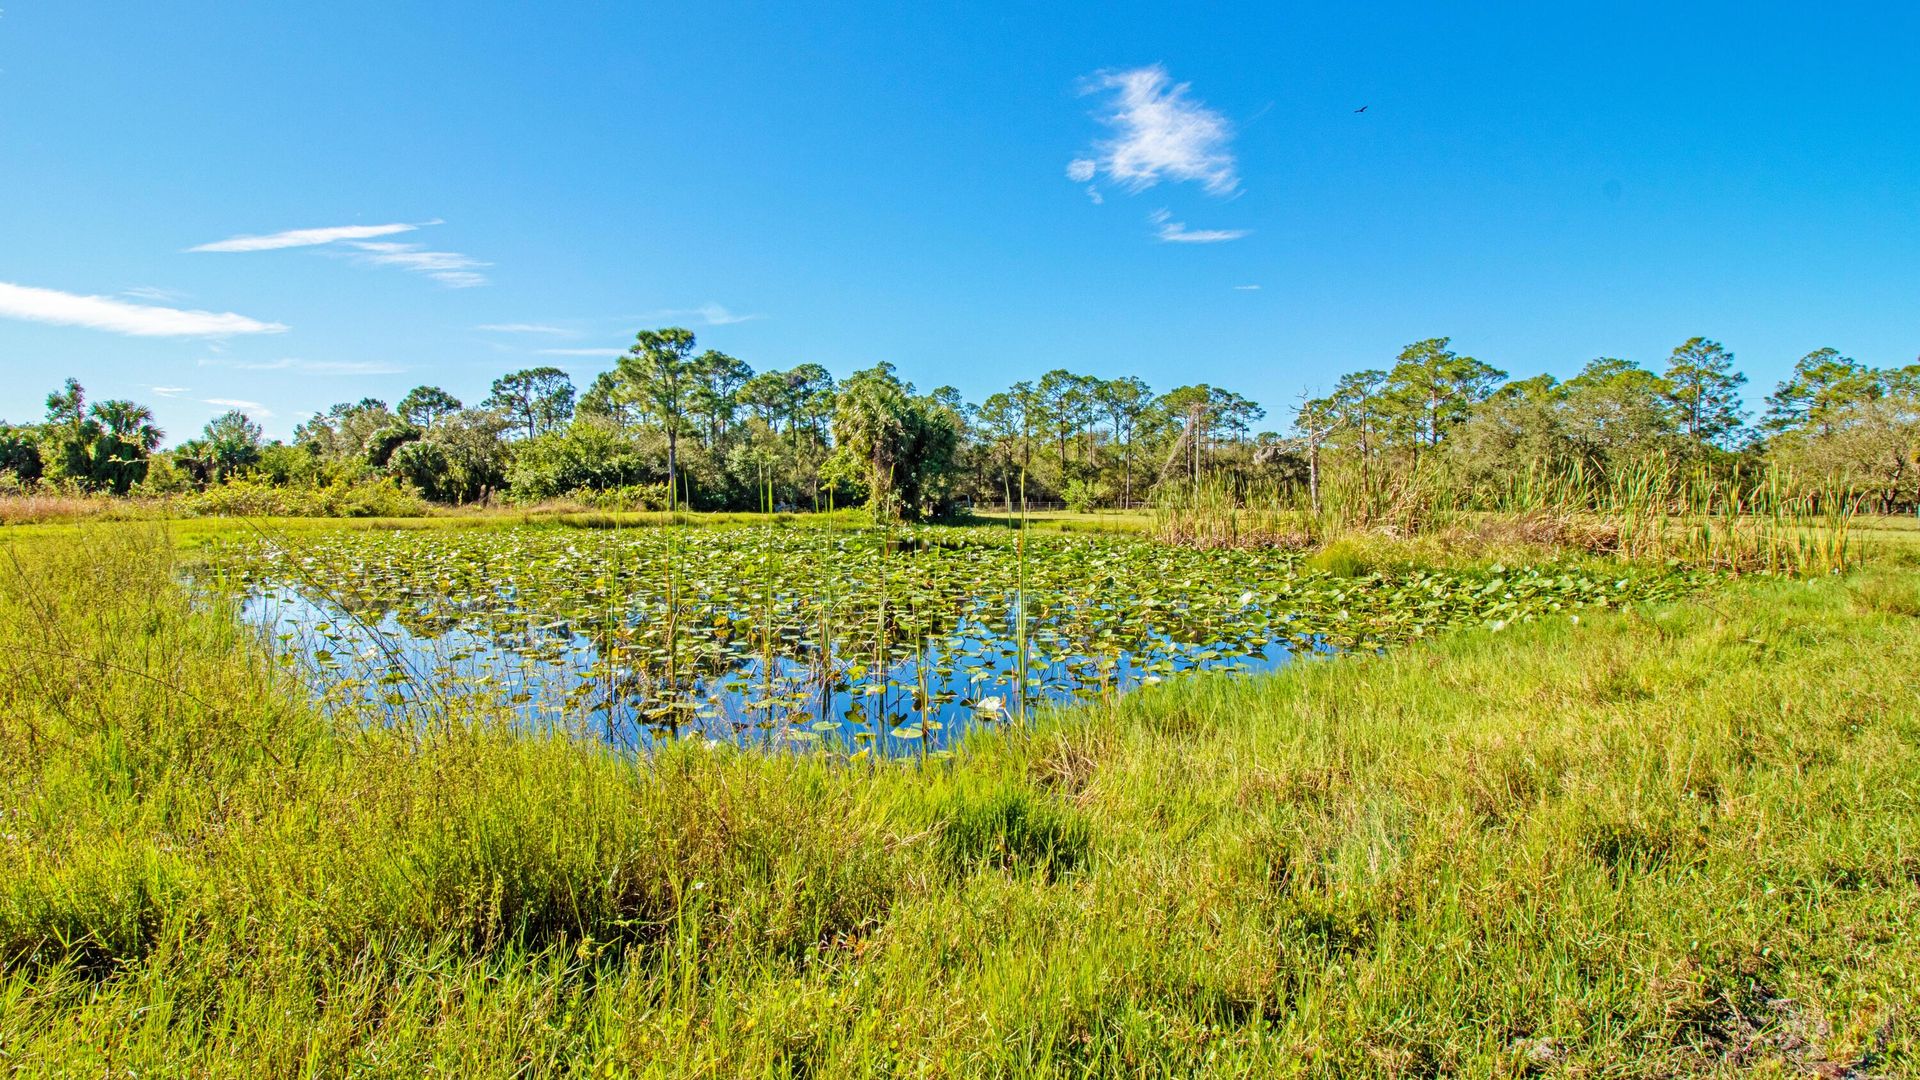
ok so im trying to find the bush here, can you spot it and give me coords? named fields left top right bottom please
left=1306, top=537, right=1374, bottom=577
left=507, top=424, right=659, bottom=502
left=175, top=477, right=428, bottom=518
left=557, top=484, right=671, bottom=512
left=1062, top=478, right=1102, bottom=514
left=130, top=455, right=197, bottom=496
left=0, top=424, right=44, bottom=484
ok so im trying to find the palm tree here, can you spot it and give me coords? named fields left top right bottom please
left=89, top=400, right=164, bottom=452
left=832, top=364, right=912, bottom=517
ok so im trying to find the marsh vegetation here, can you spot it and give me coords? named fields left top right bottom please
left=208, top=519, right=1695, bottom=754
left=1, top=520, right=1915, bottom=1075
left=1, top=332, right=1913, bottom=1078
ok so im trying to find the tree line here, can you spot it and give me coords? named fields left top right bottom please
left=1290, top=337, right=1920, bottom=517
left=3, top=330, right=1917, bottom=516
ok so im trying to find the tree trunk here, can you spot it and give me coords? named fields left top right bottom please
left=667, top=429, right=678, bottom=511
left=1308, top=437, right=1321, bottom=516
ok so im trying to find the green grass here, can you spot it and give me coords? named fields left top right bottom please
left=1, top=527, right=1916, bottom=1075
left=966, top=508, right=1158, bottom=536
left=0, top=505, right=880, bottom=551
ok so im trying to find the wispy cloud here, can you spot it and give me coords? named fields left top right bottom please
left=348, top=241, right=490, bottom=288
left=1072, top=65, right=1239, bottom=196
left=198, top=357, right=405, bottom=375
left=1158, top=223, right=1248, bottom=244
left=203, top=397, right=273, bottom=418
left=189, top=220, right=487, bottom=287
left=123, top=285, right=188, bottom=302
left=1148, top=209, right=1247, bottom=244
left=537, top=347, right=627, bottom=357
left=477, top=323, right=573, bottom=335
left=189, top=222, right=422, bottom=253
left=0, top=281, right=287, bottom=337
left=150, top=386, right=190, bottom=397
left=1233, top=284, right=1261, bottom=291
left=639, top=302, right=762, bottom=327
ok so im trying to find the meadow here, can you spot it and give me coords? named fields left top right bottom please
left=1, top=511, right=1916, bottom=1075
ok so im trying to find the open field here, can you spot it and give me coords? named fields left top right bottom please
left=2, top=520, right=1916, bottom=1075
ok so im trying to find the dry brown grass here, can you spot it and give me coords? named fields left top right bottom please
left=0, top=493, right=170, bottom=527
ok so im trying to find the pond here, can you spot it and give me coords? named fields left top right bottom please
left=203, top=522, right=1697, bottom=757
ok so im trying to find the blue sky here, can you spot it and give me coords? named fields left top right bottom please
left=2, top=2, right=1916, bottom=441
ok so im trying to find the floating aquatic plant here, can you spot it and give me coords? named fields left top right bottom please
left=202, top=523, right=1700, bottom=756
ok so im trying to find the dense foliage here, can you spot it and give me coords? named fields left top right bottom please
left=4, top=331, right=1916, bottom=517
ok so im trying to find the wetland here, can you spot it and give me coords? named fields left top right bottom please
left=205, top=519, right=1699, bottom=754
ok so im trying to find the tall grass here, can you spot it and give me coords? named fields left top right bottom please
left=1155, top=458, right=1860, bottom=575
left=1489, top=457, right=1859, bottom=574
left=2, top=526, right=1916, bottom=1073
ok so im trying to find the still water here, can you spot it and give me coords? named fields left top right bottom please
left=244, top=586, right=1317, bottom=756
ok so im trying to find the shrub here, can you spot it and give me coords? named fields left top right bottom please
left=1062, top=478, right=1101, bottom=514
left=1306, top=537, right=1373, bottom=577
left=175, top=478, right=428, bottom=518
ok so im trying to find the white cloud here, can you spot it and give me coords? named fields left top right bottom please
left=537, top=347, right=627, bottom=357
left=639, top=302, right=762, bottom=326
left=123, top=285, right=188, bottom=302
left=1233, top=284, right=1261, bottom=291
left=190, top=220, right=488, bottom=287
left=1149, top=208, right=1247, bottom=244
left=348, top=241, right=490, bottom=287
left=203, top=397, right=273, bottom=418
left=1072, top=65, right=1239, bottom=196
left=477, top=323, right=572, bottom=335
left=0, top=281, right=288, bottom=337
left=1158, top=223, right=1249, bottom=244
left=190, top=222, right=421, bottom=253
left=694, top=302, right=759, bottom=325
left=198, top=357, right=406, bottom=375
left=150, top=386, right=190, bottom=397
left=1085, top=187, right=1104, bottom=205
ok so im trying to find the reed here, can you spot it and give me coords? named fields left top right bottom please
left=1153, top=458, right=1860, bottom=576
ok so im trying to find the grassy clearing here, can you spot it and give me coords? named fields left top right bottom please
left=1, top=527, right=1916, bottom=1075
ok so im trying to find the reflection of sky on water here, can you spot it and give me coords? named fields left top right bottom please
left=243, top=587, right=1323, bottom=756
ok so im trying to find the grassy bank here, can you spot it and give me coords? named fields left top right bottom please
left=0, top=505, right=882, bottom=552
left=2, top=528, right=1916, bottom=1075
